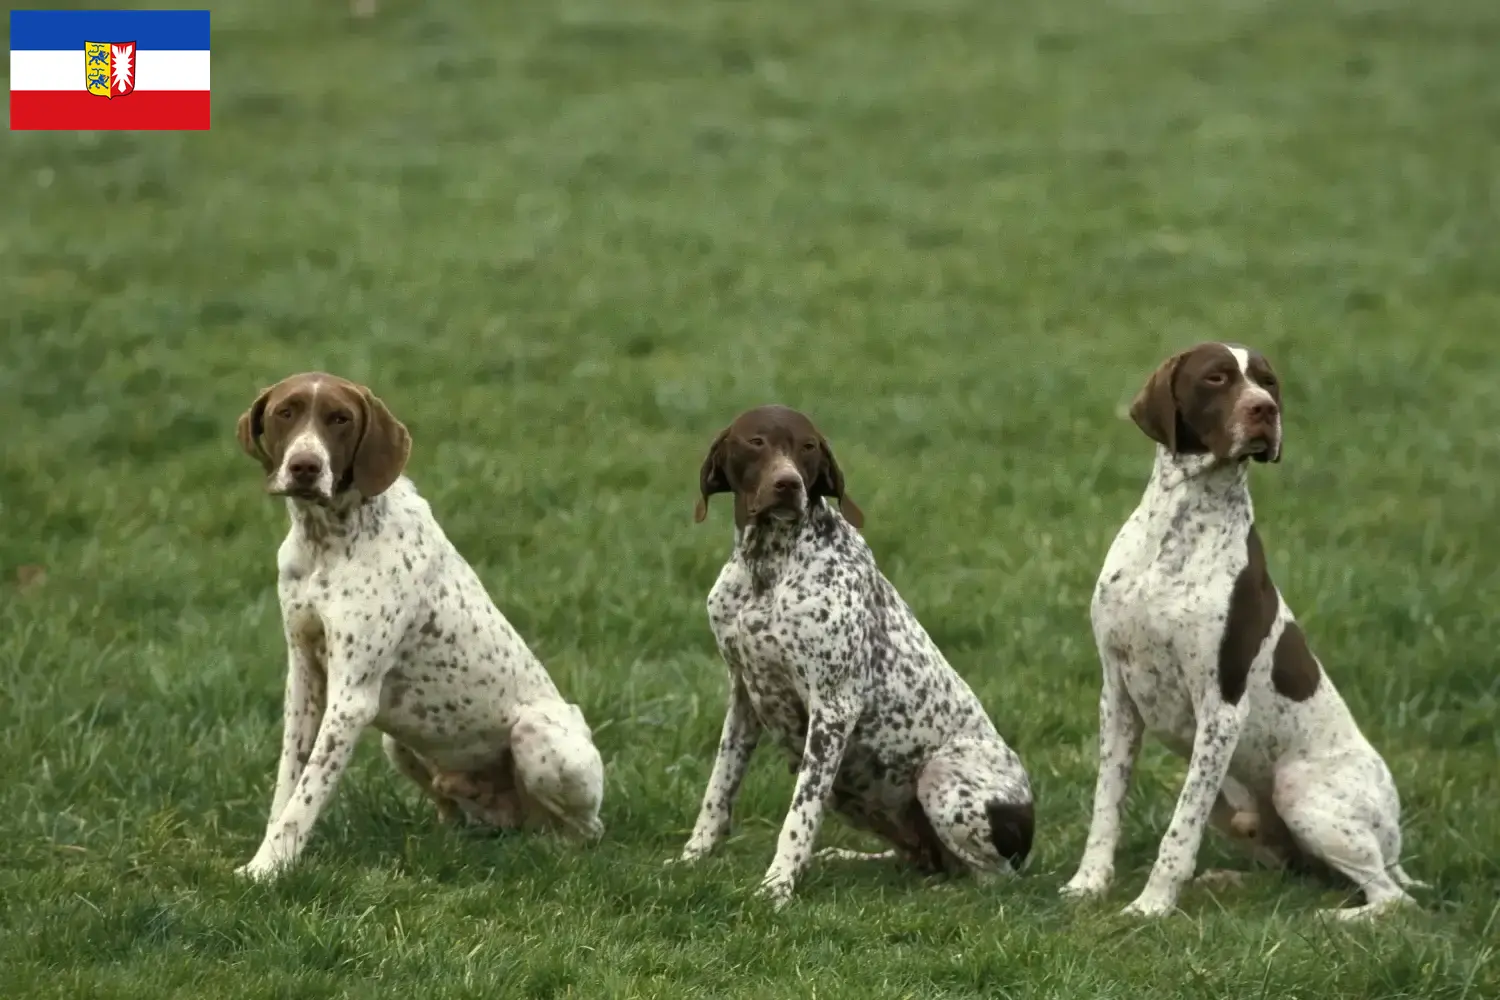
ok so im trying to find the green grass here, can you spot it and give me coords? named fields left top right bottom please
left=3, top=0, right=1499, bottom=995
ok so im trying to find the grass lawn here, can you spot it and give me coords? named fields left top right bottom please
left=4, top=0, right=1499, bottom=996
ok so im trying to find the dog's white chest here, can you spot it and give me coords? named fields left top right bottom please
left=707, top=562, right=810, bottom=743
left=1092, top=512, right=1246, bottom=747
left=276, top=536, right=329, bottom=640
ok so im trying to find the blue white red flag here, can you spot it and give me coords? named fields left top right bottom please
left=10, top=10, right=210, bottom=130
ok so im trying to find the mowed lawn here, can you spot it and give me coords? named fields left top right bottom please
left=3, top=0, right=1499, bottom=996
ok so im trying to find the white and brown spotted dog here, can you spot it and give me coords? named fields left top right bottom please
left=234, top=372, right=604, bottom=881
left=675, top=405, right=1034, bottom=906
left=1061, top=343, right=1424, bottom=919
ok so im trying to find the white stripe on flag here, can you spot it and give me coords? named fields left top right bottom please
left=9, top=50, right=211, bottom=92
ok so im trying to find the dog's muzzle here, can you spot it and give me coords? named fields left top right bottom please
left=1239, top=423, right=1281, bottom=463
left=270, top=451, right=333, bottom=500
left=748, top=466, right=806, bottom=520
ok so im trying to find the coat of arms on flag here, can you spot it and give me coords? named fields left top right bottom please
left=85, top=41, right=136, bottom=99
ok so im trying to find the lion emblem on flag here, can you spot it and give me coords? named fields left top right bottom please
left=85, top=41, right=136, bottom=99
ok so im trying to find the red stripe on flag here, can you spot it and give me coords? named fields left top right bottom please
left=10, top=91, right=210, bottom=130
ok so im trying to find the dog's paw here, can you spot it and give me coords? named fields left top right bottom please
left=754, top=874, right=795, bottom=909
left=1060, top=871, right=1112, bottom=900
left=667, top=843, right=712, bottom=867
left=1120, top=892, right=1176, bottom=919
left=234, top=857, right=287, bottom=883
left=1194, top=868, right=1248, bottom=891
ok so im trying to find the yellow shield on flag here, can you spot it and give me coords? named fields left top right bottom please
left=85, top=41, right=112, bottom=98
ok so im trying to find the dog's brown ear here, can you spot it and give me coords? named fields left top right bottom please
left=813, top=438, right=863, bottom=531
left=236, top=387, right=275, bottom=472
left=1129, top=353, right=1185, bottom=452
left=694, top=427, right=730, bottom=523
left=352, top=386, right=411, bottom=497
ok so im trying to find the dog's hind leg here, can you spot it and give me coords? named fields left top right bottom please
left=916, top=736, right=1034, bottom=877
left=1273, top=753, right=1419, bottom=921
left=510, top=702, right=606, bottom=841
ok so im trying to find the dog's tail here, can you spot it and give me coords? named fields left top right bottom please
left=986, top=798, right=1035, bottom=871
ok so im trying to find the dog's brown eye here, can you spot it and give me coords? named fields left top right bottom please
left=328, top=412, right=351, bottom=425
left=748, top=437, right=765, bottom=448
left=275, top=406, right=294, bottom=419
left=802, top=441, right=816, bottom=451
left=1204, top=372, right=1228, bottom=386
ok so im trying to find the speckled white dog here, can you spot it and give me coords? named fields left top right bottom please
left=234, top=372, right=603, bottom=881
left=1061, top=343, right=1424, bottom=920
left=677, top=405, right=1034, bottom=907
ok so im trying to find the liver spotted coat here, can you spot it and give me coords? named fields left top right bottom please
left=676, top=405, right=1033, bottom=906
left=233, top=372, right=604, bottom=881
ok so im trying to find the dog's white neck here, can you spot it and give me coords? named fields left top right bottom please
left=1147, top=446, right=1251, bottom=497
left=285, top=489, right=387, bottom=549
left=1139, top=446, right=1255, bottom=537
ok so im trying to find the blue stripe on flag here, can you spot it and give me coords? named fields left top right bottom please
left=9, top=10, right=211, bottom=51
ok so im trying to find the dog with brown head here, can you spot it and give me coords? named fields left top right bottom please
left=1129, top=342, right=1282, bottom=464
left=1063, top=342, right=1426, bottom=920
left=230, top=373, right=607, bottom=882
left=237, top=372, right=411, bottom=503
left=694, top=405, right=863, bottom=530
left=675, top=404, right=1035, bottom=907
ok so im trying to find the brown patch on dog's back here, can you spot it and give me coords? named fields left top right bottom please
left=1271, top=621, right=1322, bottom=701
left=1218, top=525, right=1278, bottom=704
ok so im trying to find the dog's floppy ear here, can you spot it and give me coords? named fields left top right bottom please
left=351, top=385, right=411, bottom=498
left=812, top=437, right=863, bottom=530
left=694, top=427, right=731, bottom=523
left=1129, top=352, right=1186, bottom=452
left=236, top=387, right=275, bottom=472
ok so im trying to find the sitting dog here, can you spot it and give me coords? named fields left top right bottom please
left=1061, top=343, right=1424, bottom=919
left=234, top=372, right=604, bottom=880
left=675, top=405, right=1034, bottom=906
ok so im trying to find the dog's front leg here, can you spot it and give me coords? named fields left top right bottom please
left=236, top=639, right=388, bottom=882
left=1122, top=696, right=1249, bottom=918
left=678, top=675, right=761, bottom=863
left=1062, top=649, right=1143, bottom=899
left=756, top=691, right=859, bottom=908
left=265, top=635, right=327, bottom=826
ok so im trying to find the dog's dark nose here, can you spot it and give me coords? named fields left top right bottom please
left=287, top=454, right=323, bottom=484
left=772, top=471, right=802, bottom=494
left=1248, top=399, right=1279, bottom=422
